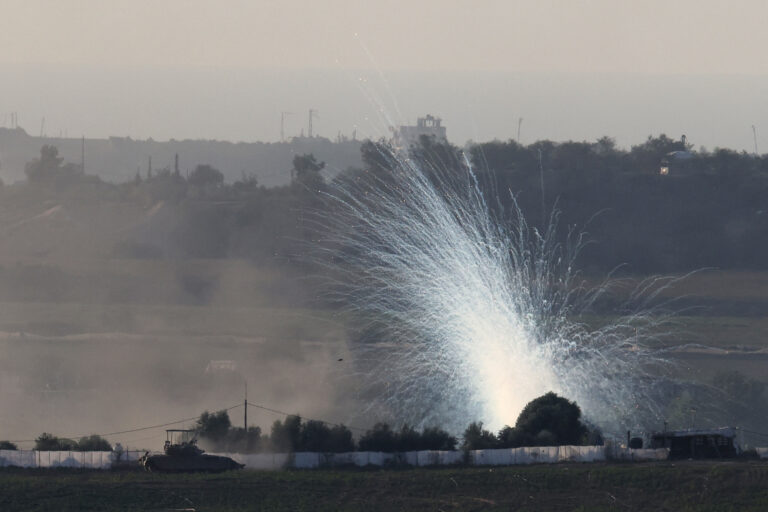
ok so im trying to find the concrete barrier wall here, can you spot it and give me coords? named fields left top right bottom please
left=470, top=445, right=608, bottom=466
left=0, top=450, right=143, bottom=469
left=0, top=450, right=36, bottom=468
left=219, top=446, right=616, bottom=470
left=1, top=446, right=668, bottom=470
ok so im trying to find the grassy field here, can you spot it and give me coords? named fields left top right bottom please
left=2, top=462, right=768, bottom=511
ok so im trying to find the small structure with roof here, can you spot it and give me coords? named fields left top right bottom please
left=649, top=427, right=739, bottom=459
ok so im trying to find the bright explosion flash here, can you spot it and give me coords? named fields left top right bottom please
left=320, top=146, right=675, bottom=434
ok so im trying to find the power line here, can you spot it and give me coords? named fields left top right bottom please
left=738, top=428, right=768, bottom=439
left=8, top=400, right=372, bottom=445
left=8, top=403, right=243, bottom=444
left=247, top=401, right=367, bottom=432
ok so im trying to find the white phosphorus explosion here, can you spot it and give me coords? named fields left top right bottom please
left=320, top=144, right=677, bottom=434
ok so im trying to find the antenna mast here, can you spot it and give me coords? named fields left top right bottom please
left=308, top=109, right=318, bottom=138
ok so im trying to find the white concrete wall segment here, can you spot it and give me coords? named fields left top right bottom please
left=1, top=446, right=668, bottom=470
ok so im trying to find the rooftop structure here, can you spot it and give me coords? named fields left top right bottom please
left=392, top=115, right=447, bottom=148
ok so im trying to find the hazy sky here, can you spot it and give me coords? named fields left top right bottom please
left=5, top=0, right=768, bottom=74
left=2, top=0, right=768, bottom=148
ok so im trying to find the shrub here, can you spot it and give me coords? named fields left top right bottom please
left=0, top=440, right=17, bottom=450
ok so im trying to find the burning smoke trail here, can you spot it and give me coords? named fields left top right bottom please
left=319, top=144, right=675, bottom=434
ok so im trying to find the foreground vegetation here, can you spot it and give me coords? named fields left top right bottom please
left=2, top=461, right=768, bottom=511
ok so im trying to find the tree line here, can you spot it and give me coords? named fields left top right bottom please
left=11, top=133, right=768, bottom=274
left=0, top=392, right=597, bottom=453
left=189, top=392, right=597, bottom=453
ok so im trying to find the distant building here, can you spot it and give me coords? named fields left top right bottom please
left=659, top=134, right=694, bottom=175
left=205, top=360, right=237, bottom=374
left=392, top=115, right=447, bottom=148
left=650, top=427, right=738, bottom=459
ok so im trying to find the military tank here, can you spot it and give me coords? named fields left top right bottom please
left=139, top=429, right=244, bottom=472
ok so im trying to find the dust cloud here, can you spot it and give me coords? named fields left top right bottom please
left=0, top=193, right=359, bottom=450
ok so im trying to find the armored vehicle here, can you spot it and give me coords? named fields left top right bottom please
left=139, top=429, right=244, bottom=472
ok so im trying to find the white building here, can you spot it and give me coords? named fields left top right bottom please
left=392, top=115, right=447, bottom=148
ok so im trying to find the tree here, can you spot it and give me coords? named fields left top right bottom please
left=461, top=422, right=498, bottom=450
left=196, top=410, right=232, bottom=443
left=505, top=392, right=589, bottom=447
left=77, top=435, right=112, bottom=451
left=189, top=164, right=224, bottom=189
left=326, top=424, right=355, bottom=453
left=357, top=423, right=398, bottom=452
left=419, top=427, right=457, bottom=451
left=629, top=134, right=688, bottom=169
left=292, top=154, right=325, bottom=178
left=34, top=433, right=77, bottom=451
left=24, top=145, right=83, bottom=186
left=0, top=440, right=17, bottom=450
left=299, top=420, right=331, bottom=452
left=396, top=424, right=421, bottom=452
left=224, top=426, right=262, bottom=453
left=25, top=145, right=63, bottom=183
left=360, top=139, right=396, bottom=176
left=232, top=172, right=259, bottom=195
left=357, top=423, right=457, bottom=452
left=270, top=415, right=302, bottom=452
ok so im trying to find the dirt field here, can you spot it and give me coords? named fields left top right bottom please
left=1, top=461, right=768, bottom=511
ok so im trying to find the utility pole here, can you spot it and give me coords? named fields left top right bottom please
left=244, top=380, right=248, bottom=433
left=753, top=125, right=759, bottom=155
left=174, top=153, right=179, bottom=174
left=517, top=117, right=523, bottom=143
left=281, top=111, right=293, bottom=142
left=81, top=136, right=85, bottom=173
